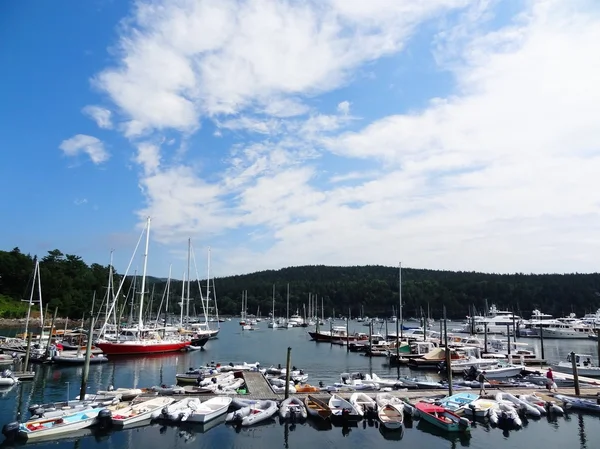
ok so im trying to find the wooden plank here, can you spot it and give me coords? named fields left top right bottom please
left=242, top=371, right=275, bottom=397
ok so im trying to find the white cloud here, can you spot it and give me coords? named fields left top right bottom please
left=86, top=0, right=600, bottom=276
left=74, top=198, right=88, bottom=206
left=82, top=105, right=113, bottom=129
left=135, top=142, right=161, bottom=175
left=94, top=0, right=468, bottom=132
left=59, top=134, right=110, bottom=164
left=336, top=101, right=350, bottom=116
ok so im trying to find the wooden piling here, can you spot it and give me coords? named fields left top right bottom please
left=44, top=307, right=58, bottom=358
left=540, top=323, right=545, bottom=366
left=284, top=347, right=292, bottom=399
left=79, top=317, right=95, bottom=400
left=23, top=331, right=33, bottom=373
left=483, top=322, right=488, bottom=354
left=346, top=308, right=350, bottom=353
left=571, top=351, right=580, bottom=396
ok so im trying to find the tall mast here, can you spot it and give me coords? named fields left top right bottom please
left=165, top=264, right=172, bottom=324
left=23, top=257, right=38, bottom=337
left=137, top=217, right=151, bottom=330
left=286, top=284, right=290, bottom=322
left=272, top=284, right=275, bottom=323
left=205, top=247, right=211, bottom=324
left=399, top=262, right=403, bottom=338
left=180, top=272, right=186, bottom=326
left=37, top=259, right=44, bottom=332
left=186, top=238, right=191, bottom=327
left=106, top=250, right=113, bottom=326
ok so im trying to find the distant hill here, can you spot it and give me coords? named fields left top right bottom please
left=2, top=247, right=600, bottom=319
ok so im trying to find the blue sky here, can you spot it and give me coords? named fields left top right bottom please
left=2, top=0, right=600, bottom=278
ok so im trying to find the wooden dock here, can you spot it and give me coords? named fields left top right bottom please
left=241, top=371, right=279, bottom=399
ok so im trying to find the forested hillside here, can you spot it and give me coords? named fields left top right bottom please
left=1, top=247, right=600, bottom=320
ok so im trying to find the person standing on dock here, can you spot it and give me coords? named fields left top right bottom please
left=546, top=367, right=558, bottom=392
left=478, top=371, right=488, bottom=395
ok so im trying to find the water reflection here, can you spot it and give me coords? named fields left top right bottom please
left=578, top=414, right=586, bottom=449
left=378, top=423, right=404, bottom=441
left=416, top=419, right=471, bottom=447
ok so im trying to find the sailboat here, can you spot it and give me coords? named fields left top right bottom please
left=95, top=218, right=191, bottom=355
left=268, top=285, right=278, bottom=329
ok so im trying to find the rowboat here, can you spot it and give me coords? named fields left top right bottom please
left=4, top=408, right=112, bottom=441
left=462, top=399, right=499, bottom=418
left=182, top=397, right=233, bottom=423
left=304, top=395, right=331, bottom=421
left=437, top=392, right=479, bottom=412
left=110, top=396, right=174, bottom=427
left=415, top=402, right=471, bottom=432
left=349, top=392, right=377, bottom=417
left=378, top=404, right=403, bottom=430
left=328, top=394, right=361, bottom=421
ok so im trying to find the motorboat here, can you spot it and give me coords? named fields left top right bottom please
left=328, top=394, right=361, bottom=421
left=110, top=396, right=174, bottom=427
left=415, top=402, right=471, bottom=432
left=437, top=392, right=479, bottom=412
left=225, top=400, right=277, bottom=426
left=349, top=392, right=377, bottom=417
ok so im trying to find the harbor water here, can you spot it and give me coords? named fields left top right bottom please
left=1, top=320, right=600, bottom=449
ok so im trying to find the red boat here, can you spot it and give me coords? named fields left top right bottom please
left=96, top=339, right=191, bottom=355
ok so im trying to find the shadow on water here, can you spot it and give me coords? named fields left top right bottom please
left=304, top=417, right=332, bottom=432
left=378, top=423, right=405, bottom=441
left=578, top=414, right=586, bottom=449
left=416, top=419, right=471, bottom=447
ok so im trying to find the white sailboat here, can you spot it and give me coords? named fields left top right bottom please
left=268, top=285, right=278, bottom=329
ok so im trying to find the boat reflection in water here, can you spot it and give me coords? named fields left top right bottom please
left=379, top=423, right=404, bottom=441
left=159, top=414, right=227, bottom=443
left=416, top=419, right=471, bottom=447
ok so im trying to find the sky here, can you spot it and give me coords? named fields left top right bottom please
left=1, top=0, right=600, bottom=278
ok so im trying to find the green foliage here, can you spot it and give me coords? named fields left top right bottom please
left=0, top=294, right=29, bottom=318
left=2, top=248, right=600, bottom=320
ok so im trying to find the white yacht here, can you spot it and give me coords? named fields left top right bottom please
left=463, top=305, right=522, bottom=334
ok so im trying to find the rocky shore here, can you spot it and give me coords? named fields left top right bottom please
left=0, top=317, right=82, bottom=328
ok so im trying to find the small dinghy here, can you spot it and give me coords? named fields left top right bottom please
left=95, top=387, right=143, bottom=401
left=0, top=370, right=19, bottom=387
left=304, top=395, right=331, bottom=421
left=27, top=395, right=120, bottom=420
left=279, top=397, right=308, bottom=421
left=328, top=394, right=361, bottom=421
left=375, top=393, right=405, bottom=412
left=4, top=408, right=112, bottom=441
left=225, top=400, right=277, bottom=426
left=555, top=394, right=600, bottom=413
left=437, top=392, right=479, bottom=412
left=378, top=404, right=403, bottom=430
left=111, top=396, right=174, bottom=428
left=519, top=393, right=564, bottom=415
left=496, top=392, right=540, bottom=417
left=155, top=397, right=202, bottom=421
left=415, top=402, right=471, bottom=433
left=182, top=397, right=233, bottom=423
left=463, top=399, right=499, bottom=418
left=51, top=354, right=108, bottom=365
left=349, top=392, right=377, bottom=417
left=489, top=403, right=522, bottom=427
left=151, top=384, right=185, bottom=395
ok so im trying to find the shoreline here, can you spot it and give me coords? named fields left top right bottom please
left=0, top=317, right=82, bottom=328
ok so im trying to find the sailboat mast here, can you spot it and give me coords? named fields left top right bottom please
left=399, top=262, right=403, bottom=338
left=186, top=238, right=191, bottom=327
left=179, top=272, right=185, bottom=326
left=321, top=297, right=324, bottom=322
left=272, top=284, right=275, bottom=322
left=37, top=259, right=44, bottom=332
left=205, top=247, right=211, bottom=324
left=286, top=284, right=290, bottom=322
left=137, top=217, right=151, bottom=330
left=165, top=264, right=172, bottom=324
left=23, top=258, right=38, bottom=337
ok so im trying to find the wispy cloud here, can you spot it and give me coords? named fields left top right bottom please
left=82, top=105, right=113, bottom=129
left=71, top=0, right=600, bottom=275
left=74, top=198, right=88, bottom=206
left=59, top=134, right=110, bottom=164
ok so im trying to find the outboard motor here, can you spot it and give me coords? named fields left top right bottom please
left=97, top=409, right=113, bottom=429
left=33, top=408, right=45, bottom=419
left=459, top=417, right=471, bottom=428
left=318, top=381, right=324, bottom=388
left=2, top=422, right=20, bottom=442
left=341, top=408, right=350, bottom=421
left=289, top=408, right=296, bottom=423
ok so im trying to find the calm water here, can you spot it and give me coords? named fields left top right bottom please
left=1, top=321, right=600, bottom=449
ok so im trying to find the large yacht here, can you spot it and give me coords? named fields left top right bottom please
left=522, top=312, right=594, bottom=339
left=463, top=304, right=522, bottom=334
